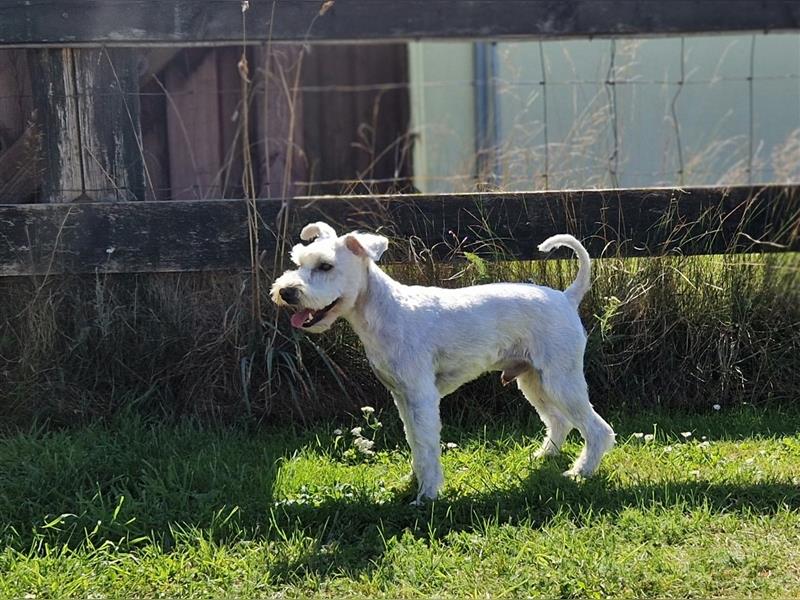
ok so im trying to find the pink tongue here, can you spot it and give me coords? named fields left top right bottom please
left=291, top=309, right=314, bottom=328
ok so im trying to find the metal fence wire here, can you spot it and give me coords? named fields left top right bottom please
left=1, top=32, right=799, bottom=201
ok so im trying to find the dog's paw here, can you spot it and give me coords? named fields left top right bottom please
left=411, top=492, right=439, bottom=507
left=412, top=484, right=440, bottom=505
left=562, top=468, right=586, bottom=480
left=533, top=445, right=560, bottom=460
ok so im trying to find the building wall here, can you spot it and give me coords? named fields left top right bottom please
left=408, top=42, right=476, bottom=193
left=410, top=33, right=800, bottom=193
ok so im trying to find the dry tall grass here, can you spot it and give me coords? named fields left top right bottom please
left=1, top=245, right=797, bottom=427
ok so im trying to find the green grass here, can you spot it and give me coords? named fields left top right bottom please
left=1, top=407, right=799, bottom=598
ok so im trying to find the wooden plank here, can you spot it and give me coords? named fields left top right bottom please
left=0, top=50, right=33, bottom=144
left=216, top=46, right=247, bottom=199
left=257, top=44, right=306, bottom=199
left=27, top=49, right=83, bottom=202
left=164, top=49, right=224, bottom=200
left=28, top=48, right=145, bottom=202
left=72, top=49, right=145, bottom=201
left=299, top=43, right=412, bottom=195
left=0, top=123, right=43, bottom=202
left=0, top=186, right=797, bottom=276
left=162, top=48, right=247, bottom=200
left=0, top=49, right=39, bottom=202
left=140, top=78, right=171, bottom=201
left=0, top=1, right=798, bottom=47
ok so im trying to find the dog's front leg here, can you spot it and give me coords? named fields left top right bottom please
left=390, top=391, right=416, bottom=475
left=395, top=381, right=443, bottom=503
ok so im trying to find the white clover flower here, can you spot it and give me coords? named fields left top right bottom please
left=361, top=406, right=375, bottom=416
left=712, top=404, right=721, bottom=411
left=680, top=432, right=692, bottom=439
left=332, top=429, right=342, bottom=436
left=445, top=442, right=458, bottom=450
left=350, top=427, right=363, bottom=437
left=644, top=434, right=655, bottom=442
left=632, top=432, right=644, bottom=439
left=353, top=437, right=375, bottom=455
left=354, top=437, right=374, bottom=449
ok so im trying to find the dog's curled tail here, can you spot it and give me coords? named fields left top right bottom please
left=538, top=234, right=591, bottom=307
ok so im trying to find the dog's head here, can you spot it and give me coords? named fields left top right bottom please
left=270, top=221, right=388, bottom=333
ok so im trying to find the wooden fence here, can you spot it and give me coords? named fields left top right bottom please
left=2, top=1, right=799, bottom=45
left=1, top=0, right=799, bottom=278
left=2, top=185, right=798, bottom=276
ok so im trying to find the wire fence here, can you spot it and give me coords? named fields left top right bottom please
left=0, top=33, right=799, bottom=201
left=412, top=33, right=800, bottom=193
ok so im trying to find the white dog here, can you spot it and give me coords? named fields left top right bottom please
left=271, top=222, right=615, bottom=502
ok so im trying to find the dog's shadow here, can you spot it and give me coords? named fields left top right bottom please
left=265, top=456, right=800, bottom=584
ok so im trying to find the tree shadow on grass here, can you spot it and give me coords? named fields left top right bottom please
left=265, top=457, right=800, bottom=584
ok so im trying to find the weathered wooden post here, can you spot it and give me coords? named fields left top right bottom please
left=28, top=48, right=144, bottom=203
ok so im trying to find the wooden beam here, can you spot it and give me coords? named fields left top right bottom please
left=0, top=186, right=797, bottom=277
left=0, top=1, right=798, bottom=47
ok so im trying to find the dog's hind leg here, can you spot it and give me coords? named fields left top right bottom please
left=517, top=369, right=573, bottom=458
left=540, top=368, right=615, bottom=476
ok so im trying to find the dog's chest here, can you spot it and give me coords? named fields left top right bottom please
left=360, top=336, right=401, bottom=392
left=369, top=361, right=399, bottom=393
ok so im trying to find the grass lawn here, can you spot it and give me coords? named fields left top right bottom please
left=1, top=407, right=799, bottom=598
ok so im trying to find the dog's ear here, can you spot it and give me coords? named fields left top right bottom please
left=300, top=222, right=337, bottom=242
left=344, top=233, right=389, bottom=262
left=289, top=243, right=305, bottom=266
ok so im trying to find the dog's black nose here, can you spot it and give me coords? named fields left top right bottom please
left=279, top=287, right=300, bottom=305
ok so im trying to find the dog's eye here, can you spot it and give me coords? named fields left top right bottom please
left=317, top=262, right=334, bottom=272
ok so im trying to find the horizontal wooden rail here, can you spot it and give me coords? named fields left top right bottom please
left=1, top=1, right=798, bottom=47
left=0, top=185, right=798, bottom=276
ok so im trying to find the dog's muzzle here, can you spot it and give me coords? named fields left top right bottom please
left=290, top=298, right=340, bottom=329
left=279, top=286, right=300, bottom=305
